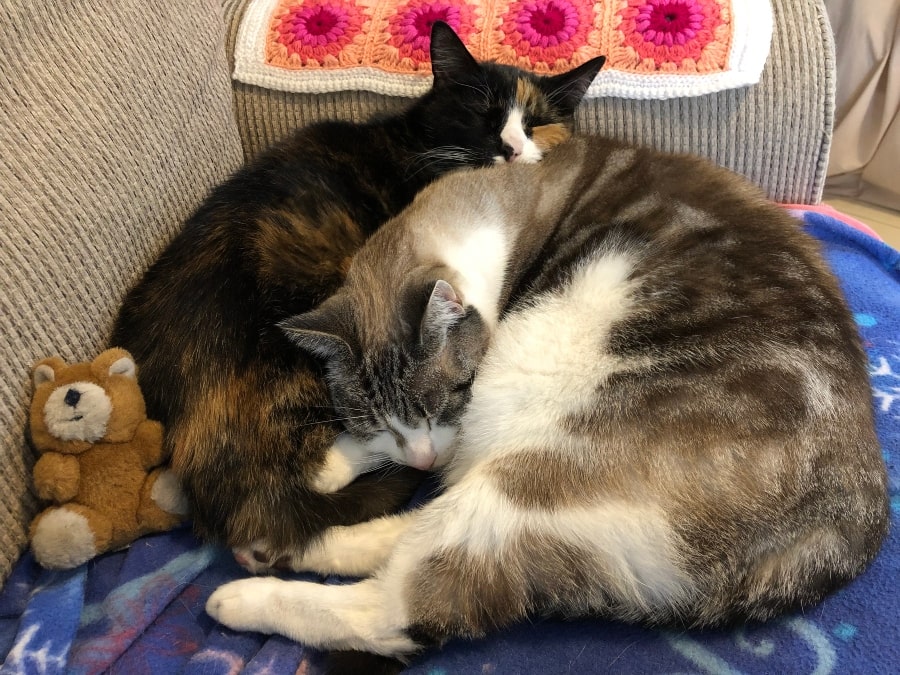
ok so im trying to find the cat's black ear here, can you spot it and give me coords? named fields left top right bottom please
left=540, top=55, right=606, bottom=115
left=420, top=280, right=466, bottom=350
left=429, top=21, right=480, bottom=87
left=280, top=299, right=355, bottom=363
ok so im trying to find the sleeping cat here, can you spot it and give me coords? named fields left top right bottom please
left=110, top=22, right=605, bottom=568
left=206, top=134, right=889, bottom=660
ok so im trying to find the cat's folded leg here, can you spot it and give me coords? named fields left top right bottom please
left=206, top=576, right=418, bottom=657
left=208, top=500, right=438, bottom=656
left=207, top=483, right=532, bottom=658
left=289, top=512, right=416, bottom=576
left=311, top=431, right=390, bottom=493
left=232, top=512, right=414, bottom=576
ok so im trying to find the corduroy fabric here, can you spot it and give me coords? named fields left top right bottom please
left=0, top=2, right=244, bottom=583
left=224, top=0, right=834, bottom=205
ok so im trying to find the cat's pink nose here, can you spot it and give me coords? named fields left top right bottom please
left=409, top=452, right=437, bottom=470
left=405, top=433, right=438, bottom=470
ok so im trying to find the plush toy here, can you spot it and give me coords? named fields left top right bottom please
left=28, top=347, right=188, bottom=569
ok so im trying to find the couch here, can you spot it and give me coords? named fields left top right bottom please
left=0, top=0, right=837, bottom=583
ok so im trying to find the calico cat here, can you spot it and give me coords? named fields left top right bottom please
left=110, top=22, right=606, bottom=568
left=206, top=134, right=889, bottom=660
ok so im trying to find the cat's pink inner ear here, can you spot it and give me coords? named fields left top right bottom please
left=432, top=280, right=464, bottom=317
left=421, top=280, right=466, bottom=348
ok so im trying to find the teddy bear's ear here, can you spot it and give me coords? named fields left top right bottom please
left=92, top=348, right=137, bottom=381
left=32, top=357, right=67, bottom=388
left=108, top=356, right=136, bottom=379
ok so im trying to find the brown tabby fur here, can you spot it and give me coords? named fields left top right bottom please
left=204, top=134, right=889, bottom=664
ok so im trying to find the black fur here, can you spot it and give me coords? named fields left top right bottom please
left=110, top=22, right=603, bottom=557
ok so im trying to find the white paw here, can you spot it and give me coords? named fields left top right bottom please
left=150, top=469, right=190, bottom=515
left=311, top=448, right=356, bottom=493
left=206, top=577, right=281, bottom=633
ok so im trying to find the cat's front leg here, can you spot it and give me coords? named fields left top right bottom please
left=311, top=431, right=391, bottom=493
left=294, top=512, right=415, bottom=576
left=234, top=512, right=415, bottom=576
left=206, top=576, right=418, bottom=656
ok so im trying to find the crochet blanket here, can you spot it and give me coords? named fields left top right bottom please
left=1, top=208, right=898, bottom=675
left=233, top=0, right=773, bottom=99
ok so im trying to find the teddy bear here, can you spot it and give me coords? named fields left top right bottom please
left=28, top=347, right=189, bottom=569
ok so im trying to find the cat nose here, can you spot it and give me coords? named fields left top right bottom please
left=409, top=451, right=437, bottom=471
left=404, top=432, right=438, bottom=470
left=64, top=389, right=81, bottom=407
left=501, top=143, right=520, bottom=162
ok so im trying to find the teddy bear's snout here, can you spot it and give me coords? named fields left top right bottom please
left=64, top=389, right=81, bottom=408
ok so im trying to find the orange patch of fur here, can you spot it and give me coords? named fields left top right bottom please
left=532, top=124, right=571, bottom=152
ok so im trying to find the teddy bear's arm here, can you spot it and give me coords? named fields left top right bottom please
left=133, top=419, right=167, bottom=468
left=33, top=453, right=81, bottom=503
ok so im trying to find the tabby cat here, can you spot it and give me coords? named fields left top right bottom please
left=110, top=22, right=605, bottom=567
left=206, top=134, right=889, bottom=660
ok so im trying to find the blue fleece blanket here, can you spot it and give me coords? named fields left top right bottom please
left=2, top=209, right=898, bottom=675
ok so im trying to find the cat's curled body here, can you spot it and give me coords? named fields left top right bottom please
left=110, top=23, right=605, bottom=564
left=206, top=135, right=889, bottom=657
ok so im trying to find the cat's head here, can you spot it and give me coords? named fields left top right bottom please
left=413, top=21, right=605, bottom=168
left=282, top=277, right=487, bottom=471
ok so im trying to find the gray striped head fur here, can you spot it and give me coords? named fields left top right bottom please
left=283, top=278, right=489, bottom=470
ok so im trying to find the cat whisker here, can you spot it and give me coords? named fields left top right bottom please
left=442, top=75, right=491, bottom=104
left=294, top=414, right=373, bottom=428
left=360, top=454, right=399, bottom=472
left=305, top=404, right=371, bottom=414
left=407, top=147, right=480, bottom=178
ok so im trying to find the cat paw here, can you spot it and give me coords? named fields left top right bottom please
left=150, top=469, right=190, bottom=515
left=311, top=449, right=356, bottom=494
left=232, top=540, right=300, bottom=574
left=206, top=578, right=280, bottom=633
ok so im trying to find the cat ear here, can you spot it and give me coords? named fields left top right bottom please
left=421, top=279, right=466, bottom=350
left=280, top=300, right=355, bottom=363
left=429, top=21, right=479, bottom=87
left=540, top=55, right=606, bottom=114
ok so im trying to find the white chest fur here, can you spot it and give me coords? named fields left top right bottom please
left=431, top=219, right=510, bottom=330
left=454, top=248, right=641, bottom=470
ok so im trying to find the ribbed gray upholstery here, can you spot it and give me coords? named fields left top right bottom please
left=0, top=1, right=244, bottom=583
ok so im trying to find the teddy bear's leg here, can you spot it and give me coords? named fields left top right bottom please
left=30, top=504, right=113, bottom=569
left=138, top=467, right=189, bottom=531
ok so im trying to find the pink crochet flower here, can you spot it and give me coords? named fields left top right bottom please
left=619, top=0, right=723, bottom=67
left=500, top=0, right=591, bottom=67
left=387, top=0, right=475, bottom=65
left=273, top=1, right=364, bottom=61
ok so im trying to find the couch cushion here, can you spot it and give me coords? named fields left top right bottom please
left=0, top=1, right=244, bottom=583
